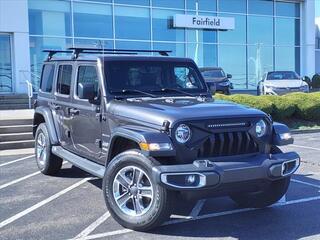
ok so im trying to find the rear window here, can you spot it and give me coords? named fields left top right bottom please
left=40, top=64, right=55, bottom=93
left=201, top=69, right=225, bottom=78
left=56, top=65, right=73, bottom=95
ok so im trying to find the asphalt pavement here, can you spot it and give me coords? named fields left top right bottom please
left=1, top=132, right=320, bottom=240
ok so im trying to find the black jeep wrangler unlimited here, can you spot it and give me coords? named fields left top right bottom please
left=33, top=48, right=300, bottom=231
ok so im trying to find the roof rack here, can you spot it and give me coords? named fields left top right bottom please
left=43, top=48, right=172, bottom=61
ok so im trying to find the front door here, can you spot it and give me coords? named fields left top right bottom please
left=70, top=64, right=102, bottom=162
left=0, top=34, right=13, bottom=93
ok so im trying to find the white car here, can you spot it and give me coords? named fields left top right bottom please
left=257, top=71, right=309, bottom=95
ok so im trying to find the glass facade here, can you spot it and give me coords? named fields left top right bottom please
left=0, top=34, right=12, bottom=93
left=28, top=0, right=301, bottom=90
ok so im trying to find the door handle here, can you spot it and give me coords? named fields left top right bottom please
left=69, top=108, right=80, bottom=115
left=49, top=103, right=60, bottom=110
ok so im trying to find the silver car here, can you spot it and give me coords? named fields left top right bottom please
left=257, top=71, right=309, bottom=95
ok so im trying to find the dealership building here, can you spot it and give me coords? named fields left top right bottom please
left=0, top=0, right=317, bottom=95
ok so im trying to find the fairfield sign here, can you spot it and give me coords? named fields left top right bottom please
left=173, top=14, right=235, bottom=30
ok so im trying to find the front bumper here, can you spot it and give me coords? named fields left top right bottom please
left=265, top=87, right=308, bottom=95
left=152, top=152, right=300, bottom=190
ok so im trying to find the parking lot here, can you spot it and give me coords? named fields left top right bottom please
left=1, top=132, right=320, bottom=240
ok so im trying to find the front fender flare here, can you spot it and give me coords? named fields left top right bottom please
left=34, top=107, right=59, bottom=145
left=108, top=126, right=175, bottom=160
left=272, top=122, right=293, bottom=146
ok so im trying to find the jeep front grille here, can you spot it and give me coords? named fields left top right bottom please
left=197, top=131, right=259, bottom=158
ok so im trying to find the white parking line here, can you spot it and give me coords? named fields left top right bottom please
left=0, top=171, right=40, bottom=190
left=83, top=195, right=320, bottom=240
left=0, top=162, right=67, bottom=190
left=290, top=144, right=320, bottom=151
left=0, top=155, right=35, bottom=167
left=189, top=199, right=206, bottom=218
left=292, top=179, right=320, bottom=189
left=74, top=212, right=111, bottom=239
left=0, top=177, right=93, bottom=229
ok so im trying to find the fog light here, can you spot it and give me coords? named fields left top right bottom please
left=185, top=175, right=196, bottom=185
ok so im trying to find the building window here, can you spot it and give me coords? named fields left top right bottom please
left=115, top=6, right=151, bottom=40
left=152, top=0, right=184, bottom=9
left=153, top=42, right=185, bottom=57
left=275, top=18, right=300, bottom=46
left=0, top=34, right=12, bottom=93
left=275, top=47, right=300, bottom=74
left=248, top=16, right=273, bottom=45
left=218, top=45, right=246, bottom=89
left=186, top=0, right=217, bottom=12
left=276, top=1, right=300, bottom=17
left=248, top=0, right=273, bottom=15
left=218, top=0, right=246, bottom=13
left=115, top=41, right=151, bottom=52
left=219, top=13, right=246, bottom=44
left=73, top=2, right=112, bottom=38
left=186, top=43, right=217, bottom=68
left=28, top=0, right=71, bottom=36
left=152, top=9, right=185, bottom=42
left=114, top=0, right=149, bottom=6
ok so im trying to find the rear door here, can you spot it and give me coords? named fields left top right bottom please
left=54, top=63, right=74, bottom=151
left=69, top=63, right=102, bottom=162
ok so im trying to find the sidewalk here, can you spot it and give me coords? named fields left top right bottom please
left=0, top=109, right=34, bottom=120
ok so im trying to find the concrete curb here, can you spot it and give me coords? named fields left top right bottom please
left=291, top=128, right=320, bottom=134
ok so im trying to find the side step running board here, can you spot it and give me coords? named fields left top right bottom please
left=52, top=146, right=105, bottom=178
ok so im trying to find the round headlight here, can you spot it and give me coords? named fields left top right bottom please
left=256, top=120, right=267, bottom=137
left=175, top=124, right=191, bottom=144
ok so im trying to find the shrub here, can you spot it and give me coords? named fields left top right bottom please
left=312, top=74, right=320, bottom=89
left=262, top=95, right=296, bottom=120
left=215, top=92, right=320, bottom=122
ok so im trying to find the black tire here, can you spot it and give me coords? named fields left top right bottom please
left=230, top=146, right=290, bottom=208
left=225, top=89, right=231, bottom=95
left=35, top=123, right=62, bottom=175
left=103, top=150, right=173, bottom=231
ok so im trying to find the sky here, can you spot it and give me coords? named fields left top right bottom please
left=316, top=0, right=320, bottom=18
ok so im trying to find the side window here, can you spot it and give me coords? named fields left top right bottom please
left=40, top=64, right=55, bottom=93
left=76, top=66, right=99, bottom=99
left=174, top=67, right=200, bottom=89
left=57, top=65, right=72, bottom=95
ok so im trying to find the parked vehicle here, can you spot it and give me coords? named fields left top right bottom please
left=199, top=67, right=233, bottom=95
left=33, top=48, right=300, bottom=231
left=257, top=71, right=309, bottom=95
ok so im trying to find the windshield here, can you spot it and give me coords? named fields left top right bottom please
left=201, top=69, right=225, bottom=78
left=267, top=71, right=300, bottom=80
left=105, top=61, right=207, bottom=96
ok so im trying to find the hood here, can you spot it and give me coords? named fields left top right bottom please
left=265, top=79, right=304, bottom=88
left=204, top=77, right=228, bottom=83
left=108, top=97, right=266, bottom=128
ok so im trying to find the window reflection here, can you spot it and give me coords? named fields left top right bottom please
left=29, top=0, right=71, bottom=36
left=219, top=0, right=246, bottom=13
left=0, top=35, right=12, bottom=93
left=29, top=37, right=72, bottom=91
left=248, top=16, right=273, bottom=45
left=186, top=0, right=217, bottom=11
left=115, top=41, right=151, bottom=54
left=248, top=0, right=273, bottom=15
left=115, top=6, right=150, bottom=40
left=219, top=13, right=246, bottom=44
left=73, top=2, right=112, bottom=38
left=152, top=0, right=184, bottom=9
left=276, top=18, right=300, bottom=46
left=152, top=9, right=185, bottom=42
left=275, top=47, right=300, bottom=74
left=219, top=45, right=246, bottom=89
left=276, top=2, right=300, bottom=17
left=187, top=43, right=217, bottom=68
left=114, top=0, right=149, bottom=6
left=153, top=42, right=185, bottom=57
left=248, top=45, right=273, bottom=89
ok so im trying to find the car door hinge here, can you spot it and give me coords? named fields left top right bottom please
left=95, top=139, right=102, bottom=148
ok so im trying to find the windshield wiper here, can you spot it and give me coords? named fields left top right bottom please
left=152, top=88, right=201, bottom=97
left=110, top=89, right=157, bottom=98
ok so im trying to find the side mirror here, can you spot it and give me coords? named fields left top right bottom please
left=227, top=74, right=232, bottom=79
left=78, top=83, right=95, bottom=102
left=209, top=83, right=216, bottom=95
